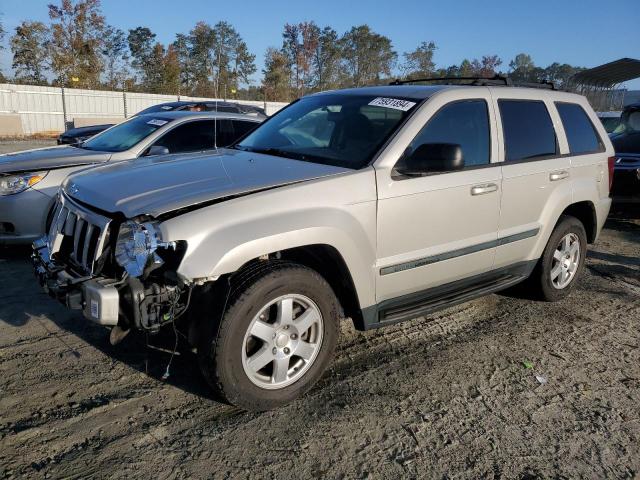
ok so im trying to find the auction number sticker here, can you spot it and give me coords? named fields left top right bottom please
left=147, top=119, right=168, bottom=126
left=368, top=97, right=416, bottom=111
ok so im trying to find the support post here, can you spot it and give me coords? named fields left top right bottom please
left=61, top=86, right=68, bottom=131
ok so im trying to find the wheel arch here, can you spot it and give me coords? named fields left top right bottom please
left=560, top=200, right=597, bottom=243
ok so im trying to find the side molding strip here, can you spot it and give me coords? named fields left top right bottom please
left=380, top=227, right=539, bottom=276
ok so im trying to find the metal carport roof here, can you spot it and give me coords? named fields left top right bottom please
left=571, top=58, right=640, bottom=87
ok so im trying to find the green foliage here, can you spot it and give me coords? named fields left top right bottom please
left=11, top=21, right=49, bottom=84
left=340, top=25, right=397, bottom=87
left=48, top=0, right=106, bottom=88
left=403, top=41, right=437, bottom=79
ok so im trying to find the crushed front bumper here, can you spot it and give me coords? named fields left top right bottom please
left=32, top=238, right=120, bottom=326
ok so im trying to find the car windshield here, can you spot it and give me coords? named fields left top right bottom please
left=235, top=94, right=420, bottom=169
left=613, top=109, right=640, bottom=135
left=81, top=116, right=172, bottom=152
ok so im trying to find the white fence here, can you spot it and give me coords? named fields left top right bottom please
left=0, top=83, right=289, bottom=135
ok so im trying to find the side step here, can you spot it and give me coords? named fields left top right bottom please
left=362, top=260, right=537, bottom=330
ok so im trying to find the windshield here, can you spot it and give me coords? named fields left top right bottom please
left=613, top=109, right=640, bottom=135
left=236, top=94, right=419, bottom=169
left=81, top=116, right=172, bottom=152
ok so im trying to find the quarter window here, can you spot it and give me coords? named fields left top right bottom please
left=555, top=103, right=603, bottom=154
left=499, top=100, right=557, bottom=162
left=406, top=100, right=491, bottom=167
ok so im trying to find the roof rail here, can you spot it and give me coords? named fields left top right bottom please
left=389, top=75, right=556, bottom=90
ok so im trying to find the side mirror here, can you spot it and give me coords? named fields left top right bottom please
left=146, top=145, right=170, bottom=156
left=396, top=143, right=464, bottom=176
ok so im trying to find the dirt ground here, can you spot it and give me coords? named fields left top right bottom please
left=1, top=141, right=639, bottom=479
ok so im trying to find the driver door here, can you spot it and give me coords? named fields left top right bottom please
left=376, top=92, right=502, bottom=303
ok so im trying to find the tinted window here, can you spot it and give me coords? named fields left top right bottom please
left=499, top=100, right=557, bottom=161
left=153, top=120, right=215, bottom=153
left=556, top=103, right=603, bottom=154
left=82, top=116, right=172, bottom=152
left=232, top=120, right=258, bottom=139
left=215, top=119, right=236, bottom=147
left=407, top=100, right=490, bottom=167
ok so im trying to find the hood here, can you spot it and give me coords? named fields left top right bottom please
left=0, top=145, right=111, bottom=173
left=63, top=149, right=351, bottom=218
left=61, top=124, right=113, bottom=137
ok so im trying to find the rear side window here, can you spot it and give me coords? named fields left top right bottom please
left=556, top=103, right=603, bottom=154
left=499, top=100, right=557, bottom=162
left=407, top=99, right=491, bottom=167
left=154, top=120, right=215, bottom=153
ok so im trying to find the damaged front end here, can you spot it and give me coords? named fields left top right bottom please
left=32, top=192, right=190, bottom=338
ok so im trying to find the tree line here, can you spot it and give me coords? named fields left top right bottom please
left=0, top=0, right=585, bottom=102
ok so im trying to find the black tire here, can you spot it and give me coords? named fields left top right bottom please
left=529, top=215, right=588, bottom=301
left=198, top=262, right=342, bottom=411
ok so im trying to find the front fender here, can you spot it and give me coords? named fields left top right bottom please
left=158, top=170, right=378, bottom=309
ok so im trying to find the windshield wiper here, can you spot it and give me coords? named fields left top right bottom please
left=236, top=145, right=335, bottom=165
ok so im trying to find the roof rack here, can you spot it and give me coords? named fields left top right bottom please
left=389, top=74, right=556, bottom=90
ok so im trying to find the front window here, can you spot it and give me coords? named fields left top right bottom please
left=81, top=116, right=172, bottom=152
left=236, top=94, right=420, bottom=169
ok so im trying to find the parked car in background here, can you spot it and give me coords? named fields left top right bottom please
left=597, top=111, right=622, bottom=133
left=57, top=124, right=116, bottom=145
left=136, top=100, right=267, bottom=118
left=33, top=82, right=612, bottom=411
left=56, top=101, right=267, bottom=145
left=610, top=102, right=640, bottom=197
left=1, top=111, right=262, bottom=244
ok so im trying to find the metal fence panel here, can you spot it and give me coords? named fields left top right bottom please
left=0, top=83, right=288, bottom=135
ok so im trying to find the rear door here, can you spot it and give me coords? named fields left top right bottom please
left=492, top=92, right=571, bottom=269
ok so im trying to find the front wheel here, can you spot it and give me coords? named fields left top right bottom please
left=530, top=215, right=588, bottom=301
left=198, top=263, right=341, bottom=411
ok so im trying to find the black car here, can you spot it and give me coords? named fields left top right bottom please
left=57, top=101, right=267, bottom=145
left=57, top=123, right=115, bottom=145
left=610, top=102, right=640, bottom=197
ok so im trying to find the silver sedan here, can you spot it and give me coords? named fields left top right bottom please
left=0, top=111, right=262, bottom=244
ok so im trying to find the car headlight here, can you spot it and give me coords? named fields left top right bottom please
left=0, top=171, right=48, bottom=196
left=115, top=221, right=167, bottom=277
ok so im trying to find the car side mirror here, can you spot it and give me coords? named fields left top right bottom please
left=396, top=143, right=464, bottom=176
left=146, top=145, right=170, bottom=156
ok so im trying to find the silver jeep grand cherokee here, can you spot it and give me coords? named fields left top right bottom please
left=33, top=80, right=614, bottom=411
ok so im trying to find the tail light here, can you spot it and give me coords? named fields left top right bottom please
left=607, top=156, right=616, bottom=192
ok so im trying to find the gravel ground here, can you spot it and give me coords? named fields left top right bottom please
left=0, top=141, right=639, bottom=479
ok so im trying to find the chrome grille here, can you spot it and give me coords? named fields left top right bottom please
left=47, top=193, right=112, bottom=274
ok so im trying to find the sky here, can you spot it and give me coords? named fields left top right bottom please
left=1, top=0, right=639, bottom=88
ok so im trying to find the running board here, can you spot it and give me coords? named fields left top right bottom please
left=360, top=260, right=536, bottom=330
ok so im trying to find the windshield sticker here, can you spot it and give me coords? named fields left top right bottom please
left=160, top=106, right=173, bottom=110
left=147, top=119, right=168, bottom=126
left=368, top=97, right=416, bottom=111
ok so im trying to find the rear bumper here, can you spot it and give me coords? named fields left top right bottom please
left=32, top=238, right=120, bottom=325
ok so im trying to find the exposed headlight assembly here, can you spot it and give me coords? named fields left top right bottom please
left=114, top=221, right=175, bottom=278
left=0, top=171, right=48, bottom=196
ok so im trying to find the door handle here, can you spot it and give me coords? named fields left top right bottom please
left=470, top=183, right=498, bottom=196
left=549, top=170, right=569, bottom=181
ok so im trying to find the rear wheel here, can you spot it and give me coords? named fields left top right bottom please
left=198, top=263, right=341, bottom=411
left=530, top=215, right=587, bottom=301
